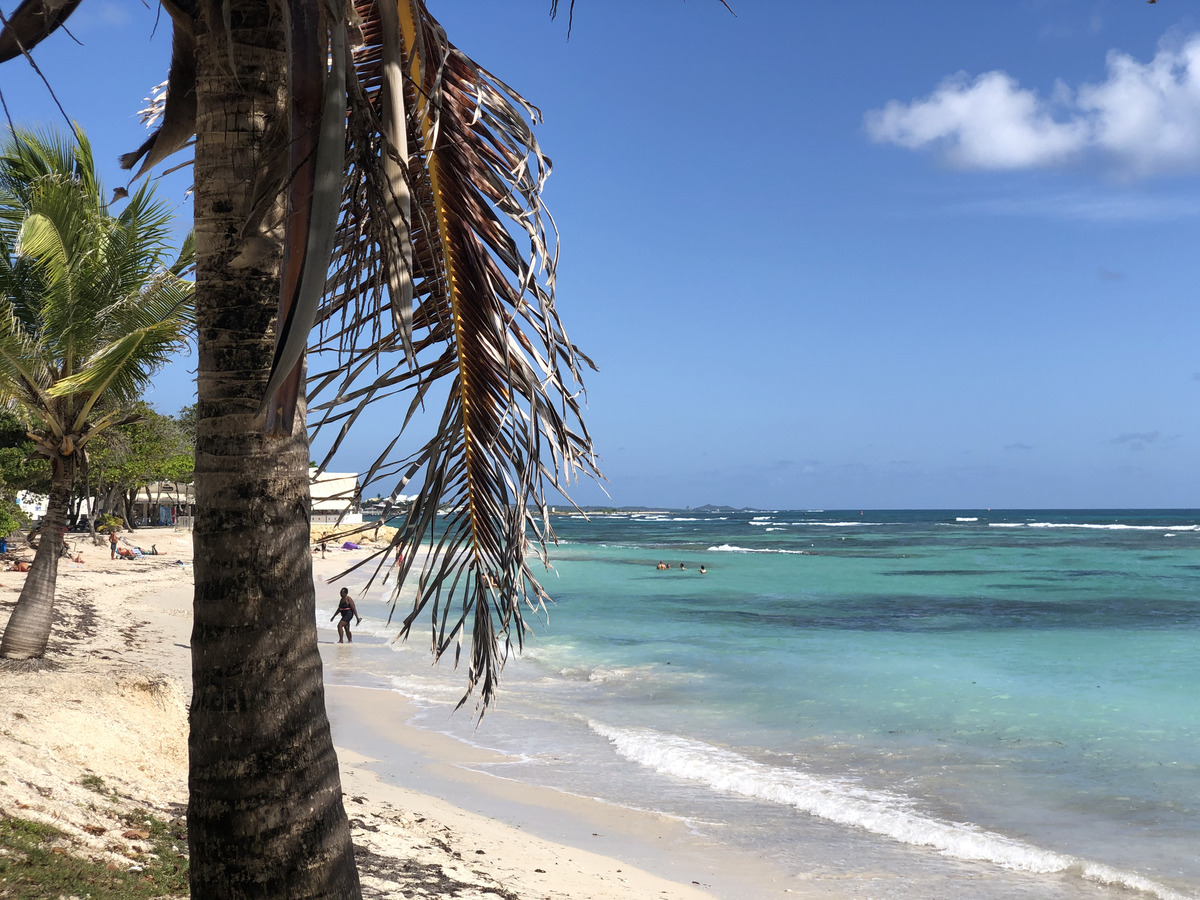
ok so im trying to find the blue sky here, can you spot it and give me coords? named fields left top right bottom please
left=4, top=1, right=1200, bottom=509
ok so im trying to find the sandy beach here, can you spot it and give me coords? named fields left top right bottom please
left=0, top=527, right=797, bottom=899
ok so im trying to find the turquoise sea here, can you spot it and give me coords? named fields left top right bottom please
left=325, top=509, right=1200, bottom=899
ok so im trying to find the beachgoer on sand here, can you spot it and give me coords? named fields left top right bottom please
left=109, top=530, right=118, bottom=559
left=331, top=587, right=361, bottom=643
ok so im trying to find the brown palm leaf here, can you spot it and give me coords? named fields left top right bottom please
left=307, top=0, right=599, bottom=709
left=0, top=0, right=84, bottom=62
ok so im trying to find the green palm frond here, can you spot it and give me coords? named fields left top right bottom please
left=170, top=230, right=196, bottom=277
left=0, top=301, right=54, bottom=417
left=0, top=124, right=98, bottom=206
left=0, top=126, right=194, bottom=460
left=48, top=312, right=191, bottom=421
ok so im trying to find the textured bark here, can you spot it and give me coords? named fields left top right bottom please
left=0, top=458, right=75, bottom=659
left=123, top=488, right=137, bottom=530
left=187, top=2, right=361, bottom=897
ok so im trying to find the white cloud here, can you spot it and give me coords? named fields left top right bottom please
left=866, top=71, right=1086, bottom=169
left=866, top=33, right=1200, bottom=178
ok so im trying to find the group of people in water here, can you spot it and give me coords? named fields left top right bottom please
left=655, top=561, right=707, bottom=574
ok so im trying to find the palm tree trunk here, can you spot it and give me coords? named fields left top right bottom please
left=187, top=3, right=361, bottom=897
left=0, top=457, right=75, bottom=659
left=123, top=488, right=137, bottom=530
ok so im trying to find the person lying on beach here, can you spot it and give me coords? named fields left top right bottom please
left=330, top=587, right=361, bottom=643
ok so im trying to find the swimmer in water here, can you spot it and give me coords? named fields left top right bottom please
left=330, top=587, right=361, bottom=643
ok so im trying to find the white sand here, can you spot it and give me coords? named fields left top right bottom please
left=0, top=527, right=802, bottom=898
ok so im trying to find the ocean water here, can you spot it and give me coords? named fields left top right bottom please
left=323, top=510, right=1200, bottom=899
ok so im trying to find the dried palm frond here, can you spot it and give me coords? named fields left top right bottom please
left=0, top=0, right=84, bottom=62
left=118, top=1, right=197, bottom=180
left=261, top=0, right=349, bottom=432
left=307, top=0, right=599, bottom=709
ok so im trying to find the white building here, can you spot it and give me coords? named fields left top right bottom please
left=311, top=471, right=363, bottom=525
left=17, top=490, right=47, bottom=521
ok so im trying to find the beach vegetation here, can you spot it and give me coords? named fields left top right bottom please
left=0, top=1, right=594, bottom=897
left=0, top=408, right=44, bottom=538
left=80, top=773, right=109, bottom=793
left=85, top=403, right=193, bottom=532
left=0, top=126, right=194, bottom=661
left=95, top=514, right=124, bottom=534
left=0, top=812, right=188, bottom=899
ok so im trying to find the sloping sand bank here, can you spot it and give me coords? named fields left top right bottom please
left=0, top=528, right=733, bottom=899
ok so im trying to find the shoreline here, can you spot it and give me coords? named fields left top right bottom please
left=0, top=528, right=801, bottom=899
left=322, top=681, right=795, bottom=900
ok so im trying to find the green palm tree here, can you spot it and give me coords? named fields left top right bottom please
left=0, top=125, right=194, bottom=660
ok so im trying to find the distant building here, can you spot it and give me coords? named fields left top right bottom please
left=131, top=482, right=196, bottom=526
left=17, top=491, right=46, bottom=522
left=311, top=471, right=363, bottom=525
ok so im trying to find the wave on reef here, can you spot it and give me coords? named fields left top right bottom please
left=589, top=723, right=1193, bottom=900
left=706, top=544, right=811, bottom=555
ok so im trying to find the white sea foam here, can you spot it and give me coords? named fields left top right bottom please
left=989, top=522, right=1199, bottom=532
left=558, top=665, right=644, bottom=684
left=589, top=723, right=1194, bottom=900
left=751, top=516, right=773, bottom=522
left=789, top=521, right=884, bottom=527
left=956, top=517, right=979, bottom=522
left=707, top=544, right=810, bottom=555
left=386, top=677, right=454, bottom=708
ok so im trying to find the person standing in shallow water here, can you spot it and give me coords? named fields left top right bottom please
left=330, top=588, right=361, bottom=643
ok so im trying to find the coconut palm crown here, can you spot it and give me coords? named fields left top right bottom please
left=0, top=125, right=195, bottom=660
